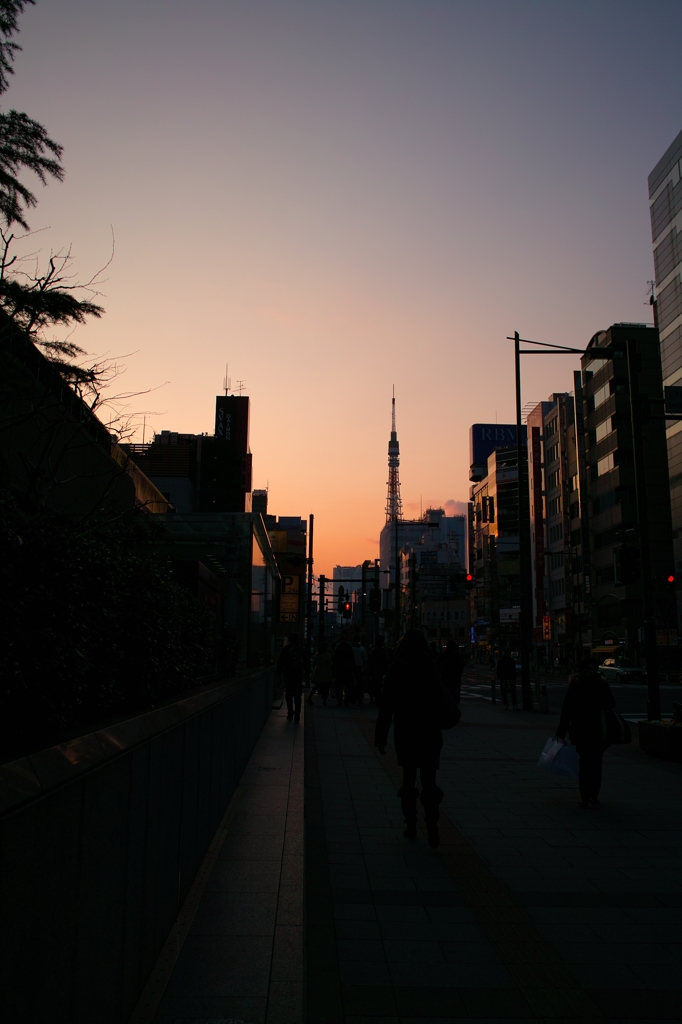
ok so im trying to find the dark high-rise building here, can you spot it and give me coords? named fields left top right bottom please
left=121, top=394, right=252, bottom=513
left=579, top=324, right=675, bottom=659
left=649, top=129, right=682, bottom=628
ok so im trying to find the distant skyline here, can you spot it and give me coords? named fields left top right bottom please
left=7, top=0, right=682, bottom=573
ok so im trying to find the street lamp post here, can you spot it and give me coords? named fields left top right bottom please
left=509, top=333, right=586, bottom=711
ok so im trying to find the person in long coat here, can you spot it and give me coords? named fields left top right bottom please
left=332, top=639, right=355, bottom=706
left=557, top=656, right=616, bottom=807
left=307, top=642, right=333, bottom=705
left=375, top=628, right=445, bottom=848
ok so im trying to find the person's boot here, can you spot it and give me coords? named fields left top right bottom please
left=421, top=786, right=444, bottom=848
left=400, top=786, right=419, bottom=840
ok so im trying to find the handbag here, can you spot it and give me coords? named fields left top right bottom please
left=537, top=737, right=578, bottom=778
left=602, top=709, right=632, bottom=745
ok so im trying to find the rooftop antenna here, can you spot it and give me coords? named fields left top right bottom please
left=236, top=379, right=246, bottom=395
left=223, top=363, right=231, bottom=396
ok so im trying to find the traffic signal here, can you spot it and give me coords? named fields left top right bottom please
left=465, top=574, right=474, bottom=591
left=337, top=586, right=345, bottom=615
left=667, top=574, right=676, bottom=585
left=342, top=600, right=352, bottom=620
left=369, top=588, right=381, bottom=613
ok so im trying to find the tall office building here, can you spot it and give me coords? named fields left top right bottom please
left=526, top=394, right=578, bottom=665
left=649, top=129, right=682, bottom=626
left=579, top=325, right=675, bottom=658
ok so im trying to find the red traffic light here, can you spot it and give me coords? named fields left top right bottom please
left=465, top=573, right=474, bottom=591
left=466, top=574, right=473, bottom=581
left=667, top=574, right=675, bottom=583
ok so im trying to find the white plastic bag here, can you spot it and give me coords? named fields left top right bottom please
left=537, top=737, right=578, bottom=778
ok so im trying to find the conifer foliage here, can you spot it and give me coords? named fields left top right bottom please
left=0, top=0, right=104, bottom=375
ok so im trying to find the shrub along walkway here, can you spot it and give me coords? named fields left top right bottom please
left=138, top=688, right=682, bottom=1024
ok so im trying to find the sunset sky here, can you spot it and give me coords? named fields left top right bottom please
left=8, top=0, right=682, bottom=574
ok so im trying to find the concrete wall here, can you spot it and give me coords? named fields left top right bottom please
left=0, top=668, right=274, bottom=1024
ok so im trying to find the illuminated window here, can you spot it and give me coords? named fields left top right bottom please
left=597, top=453, right=615, bottom=476
left=596, top=417, right=613, bottom=443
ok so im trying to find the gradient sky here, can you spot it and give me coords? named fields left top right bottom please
left=7, top=0, right=682, bottom=574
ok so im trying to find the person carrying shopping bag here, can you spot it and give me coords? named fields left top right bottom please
left=556, top=656, right=616, bottom=807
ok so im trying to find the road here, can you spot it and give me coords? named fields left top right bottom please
left=461, top=666, right=682, bottom=717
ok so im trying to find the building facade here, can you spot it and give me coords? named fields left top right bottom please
left=649, top=128, right=682, bottom=628
left=470, top=447, right=522, bottom=657
left=579, top=324, right=676, bottom=661
left=526, top=394, right=579, bottom=666
left=122, top=395, right=253, bottom=514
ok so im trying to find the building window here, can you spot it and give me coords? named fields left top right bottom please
left=596, top=417, right=613, bottom=443
left=548, top=496, right=562, bottom=517
left=594, top=381, right=611, bottom=409
left=546, top=469, right=560, bottom=491
left=597, top=452, right=615, bottom=476
left=548, top=523, right=563, bottom=543
left=569, top=474, right=579, bottom=492
left=545, top=417, right=558, bottom=438
left=550, top=578, right=565, bottom=597
left=545, top=442, right=559, bottom=464
left=547, top=552, right=564, bottom=571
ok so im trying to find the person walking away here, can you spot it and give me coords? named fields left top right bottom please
left=277, top=633, right=308, bottom=722
left=307, top=642, right=333, bottom=705
left=333, top=639, right=355, bottom=706
left=375, top=628, right=447, bottom=848
left=440, top=640, right=465, bottom=704
left=352, top=640, right=368, bottom=704
left=368, top=635, right=391, bottom=704
left=557, top=656, right=615, bottom=807
left=496, top=649, right=517, bottom=709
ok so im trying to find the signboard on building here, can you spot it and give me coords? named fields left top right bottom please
left=542, top=614, right=552, bottom=640
left=500, top=608, right=520, bottom=622
left=214, top=395, right=249, bottom=453
left=279, top=574, right=300, bottom=621
left=469, top=424, right=527, bottom=468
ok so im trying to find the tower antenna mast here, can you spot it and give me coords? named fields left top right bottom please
left=385, top=387, right=403, bottom=522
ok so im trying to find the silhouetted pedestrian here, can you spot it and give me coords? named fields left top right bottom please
left=333, top=639, right=355, bottom=706
left=496, top=649, right=517, bottom=709
left=440, top=640, right=465, bottom=704
left=308, top=642, right=333, bottom=705
left=352, top=640, right=368, bottom=703
left=557, top=656, right=616, bottom=807
left=368, top=635, right=391, bottom=704
left=375, top=628, right=447, bottom=848
left=277, top=633, right=308, bottom=722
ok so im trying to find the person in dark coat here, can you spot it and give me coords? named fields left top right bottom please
left=375, top=628, right=445, bottom=848
left=440, top=640, right=465, bottom=704
left=332, top=639, right=355, bottom=706
left=277, top=633, right=309, bottom=722
left=557, top=656, right=616, bottom=807
left=496, top=649, right=517, bottom=709
left=307, top=642, right=333, bottom=705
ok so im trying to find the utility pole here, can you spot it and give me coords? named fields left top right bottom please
left=515, top=331, right=533, bottom=710
left=306, top=514, right=314, bottom=661
left=361, top=559, right=370, bottom=634
left=626, top=338, right=662, bottom=721
left=318, top=575, right=326, bottom=645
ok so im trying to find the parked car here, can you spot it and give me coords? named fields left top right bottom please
left=598, top=657, right=645, bottom=683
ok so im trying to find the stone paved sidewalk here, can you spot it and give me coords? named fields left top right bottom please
left=138, top=703, right=303, bottom=1024
left=305, top=694, right=682, bottom=1023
